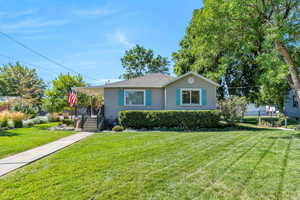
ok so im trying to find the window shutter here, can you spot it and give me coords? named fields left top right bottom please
left=176, top=89, right=181, bottom=105
left=146, top=89, right=152, bottom=106
left=201, top=88, right=207, bottom=106
left=118, top=89, right=124, bottom=106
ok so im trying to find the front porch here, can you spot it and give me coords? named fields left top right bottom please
left=74, top=86, right=105, bottom=131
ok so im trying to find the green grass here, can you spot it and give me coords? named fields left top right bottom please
left=0, top=123, right=74, bottom=159
left=1, top=129, right=300, bottom=199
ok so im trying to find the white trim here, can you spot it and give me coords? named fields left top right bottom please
left=164, top=72, right=220, bottom=87
left=124, top=89, right=146, bottom=106
left=180, top=88, right=201, bottom=106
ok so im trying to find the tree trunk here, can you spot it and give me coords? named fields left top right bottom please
left=275, top=41, right=300, bottom=105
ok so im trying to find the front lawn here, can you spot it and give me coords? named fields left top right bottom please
left=0, top=123, right=74, bottom=159
left=1, top=129, right=300, bottom=199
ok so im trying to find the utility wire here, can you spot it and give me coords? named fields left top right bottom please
left=227, top=86, right=261, bottom=89
left=0, top=53, right=60, bottom=76
left=0, top=31, right=98, bottom=81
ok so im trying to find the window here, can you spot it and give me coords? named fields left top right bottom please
left=124, top=90, right=145, bottom=106
left=181, top=89, right=201, bottom=105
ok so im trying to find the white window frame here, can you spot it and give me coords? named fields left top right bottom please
left=180, top=88, right=202, bottom=106
left=124, top=89, right=146, bottom=106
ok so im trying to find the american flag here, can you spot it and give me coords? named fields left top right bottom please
left=68, top=90, right=77, bottom=107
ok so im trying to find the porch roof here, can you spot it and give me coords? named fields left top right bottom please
left=74, top=86, right=104, bottom=96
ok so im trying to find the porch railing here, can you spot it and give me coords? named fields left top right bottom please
left=81, top=114, right=89, bottom=129
left=97, top=105, right=105, bottom=130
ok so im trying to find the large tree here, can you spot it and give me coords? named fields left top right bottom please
left=43, top=73, right=89, bottom=113
left=120, top=44, right=170, bottom=80
left=0, top=62, right=45, bottom=107
left=173, top=0, right=300, bottom=110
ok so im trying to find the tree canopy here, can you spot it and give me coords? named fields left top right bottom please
left=120, top=44, right=170, bottom=80
left=173, top=0, right=300, bottom=110
left=43, top=73, right=89, bottom=113
left=0, top=62, right=45, bottom=106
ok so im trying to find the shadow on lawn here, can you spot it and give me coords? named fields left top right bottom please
left=268, top=133, right=300, bottom=140
left=0, top=131, right=18, bottom=137
left=149, top=125, right=273, bottom=133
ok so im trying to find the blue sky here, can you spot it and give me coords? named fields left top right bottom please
left=0, top=0, right=201, bottom=85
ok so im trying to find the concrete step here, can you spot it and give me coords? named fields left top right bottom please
left=83, top=130, right=98, bottom=132
left=83, top=117, right=100, bottom=132
left=85, top=122, right=97, bottom=125
left=84, top=127, right=97, bottom=129
left=86, top=118, right=97, bottom=121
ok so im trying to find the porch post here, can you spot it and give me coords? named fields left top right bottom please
left=90, top=96, right=93, bottom=116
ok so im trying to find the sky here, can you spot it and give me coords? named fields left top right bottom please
left=0, top=0, right=202, bottom=86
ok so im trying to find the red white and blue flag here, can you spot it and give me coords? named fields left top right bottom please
left=68, top=90, right=77, bottom=107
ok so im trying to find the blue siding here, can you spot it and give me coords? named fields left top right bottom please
left=146, top=89, right=152, bottom=106
left=118, top=89, right=124, bottom=106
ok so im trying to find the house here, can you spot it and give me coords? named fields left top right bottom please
left=0, top=96, right=18, bottom=113
left=75, top=72, right=219, bottom=129
left=244, top=91, right=300, bottom=119
left=284, top=90, right=300, bottom=119
left=244, top=104, right=268, bottom=116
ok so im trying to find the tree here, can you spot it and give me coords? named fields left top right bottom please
left=0, top=62, right=45, bottom=109
left=173, top=0, right=300, bottom=110
left=120, top=44, right=170, bottom=80
left=220, top=96, right=247, bottom=126
left=43, top=73, right=89, bottom=113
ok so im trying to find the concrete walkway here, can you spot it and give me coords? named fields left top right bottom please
left=0, top=132, right=95, bottom=177
left=277, top=127, right=295, bottom=131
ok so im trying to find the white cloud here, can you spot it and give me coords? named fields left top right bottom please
left=73, top=8, right=119, bottom=17
left=0, top=19, right=70, bottom=33
left=111, top=31, right=134, bottom=48
left=0, top=9, right=37, bottom=18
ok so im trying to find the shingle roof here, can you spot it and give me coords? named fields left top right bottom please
left=103, top=73, right=174, bottom=88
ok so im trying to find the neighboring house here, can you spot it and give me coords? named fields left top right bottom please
left=284, top=90, right=300, bottom=119
left=75, top=72, right=219, bottom=125
left=0, top=104, right=9, bottom=113
left=244, top=91, right=300, bottom=119
left=0, top=96, right=12, bottom=113
left=244, top=104, right=268, bottom=116
left=0, top=96, right=21, bottom=113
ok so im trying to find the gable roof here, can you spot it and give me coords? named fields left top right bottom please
left=103, top=73, right=174, bottom=88
left=81, top=72, right=220, bottom=89
left=163, top=72, right=220, bottom=87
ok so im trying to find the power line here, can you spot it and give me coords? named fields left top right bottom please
left=0, top=31, right=98, bottom=81
left=227, top=86, right=261, bottom=89
left=0, top=53, right=60, bottom=76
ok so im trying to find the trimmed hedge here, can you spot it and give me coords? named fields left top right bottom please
left=119, top=110, right=221, bottom=130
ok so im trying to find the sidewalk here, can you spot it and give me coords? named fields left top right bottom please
left=0, top=132, right=95, bottom=177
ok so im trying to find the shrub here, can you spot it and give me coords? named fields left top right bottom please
left=219, top=96, right=247, bottom=126
left=61, top=119, right=74, bottom=126
left=0, top=111, right=9, bottom=127
left=112, top=125, right=124, bottom=132
left=259, top=113, right=288, bottom=127
left=63, top=113, right=69, bottom=119
left=11, top=102, right=39, bottom=119
left=39, top=117, right=49, bottom=124
left=47, top=113, right=60, bottom=122
left=23, top=120, right=34, bottom=128
left=10, top=112, right=26, bottom=128
left=119, top=110, right=221, bottom=130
